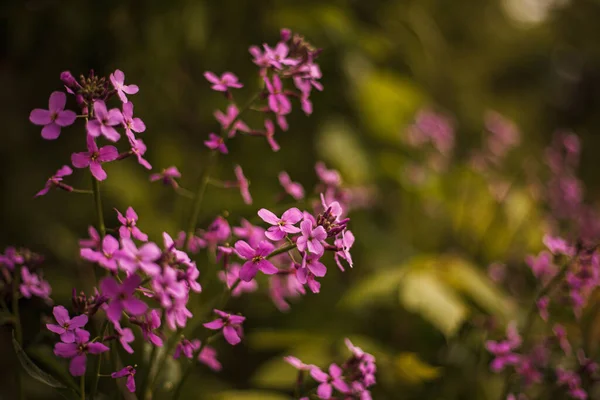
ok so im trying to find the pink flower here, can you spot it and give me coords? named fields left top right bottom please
left=100, top=275, right=147, bottom=322
left=71, top=135, right=119, bottom=181
left=174, top=338, right=200, bottom=359
left=334, top=230, right=354, bottom=270
left=150, top=166, right=181, bottom=187
left=298, top=253, right=327, bottom=281
left=20, top=267, right=51, bottom=299
left=525, top=251, right=557, bottom=284
left=80, top=234, right=120, bottom=271
left=284, top=356, right=313, bottom=371
left=263, top=119, right=280, bottom=151
left=234, top=165, right=252, bottom=204
left=122, top=102, right=146, bottom=141
left=217, top=263, right=258, bottom=297
left=258, top=207, right=303, bottom=241
left=263, top=43, right=299, bottom=69
left=29, top=91, right=77, bottom=140
left=315, top=162, right=341, bottom=187
left=79, top=226, right=101, bottom=250
left=111, top=365, right=136, bottom=392
left=113, top=321, right=135, bottom=354
left=116, top=238, right=161, bottom=276
left=86, top=100, right=123, bottom=142
left=486, top=322, right=522, bottom=372
left=54, top=329, right=109, bottom=376
left=234, top=240, right=278, bottom=281
left=203, top=309, right=245, bottom=345
left=110, top=69, right=139, bottom=104
left=116, top=207, right=148, bottom=241
left=46, top=306, right=88, bottom=343
left=36, top=165, right=73, bottom=197
left=278, top=171, right=304, bottom=200
left=128, top=137, right=152, bottom=170
left=134, top=309, right=163, bottom=347
left=198, top=346, right=222, bottom=371
left=543, top=235, right=575, bottom=256
left=297, top=220, right=327, bottom=256
left=233, top=219, right=266, bottom=248
left=310, top=364, right=350, bottom=399
left=204, top=72, right=243, bottom=92
left=264, top=75, right=291, bottom=129
left=214, top=104, right=250, bottom=138
left=204, top=133, right=228, bottom=154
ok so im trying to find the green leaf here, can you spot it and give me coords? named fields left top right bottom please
left=210, top=391, right=290, bottom=400
left=340, top=267, right=408, bottom=308
left=12, top=331, right=68, bottom=389
left=394, top=352, right=442, bottom=385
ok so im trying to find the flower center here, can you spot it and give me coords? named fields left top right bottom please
left=252, top=255, right=263, bottom=263
left=50, top=111, right=59, bottom=122
left=91, top=151, right=99, bottom=161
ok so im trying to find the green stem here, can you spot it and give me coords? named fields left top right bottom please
left=70, top=188, right=94, bottom=195
left=267, top=243, right=297, bottom=259
left=138, top=343, right=158, bottom=399
left=91, top=177, right=106, bottom=238
left=12, top=272, right=24, bottom=400
left=90, top=320, right=109, bottom=399
left=80, top=375, right=85, bottom=400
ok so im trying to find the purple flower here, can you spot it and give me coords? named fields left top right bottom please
left=234, top=240, right=278, bottom=282
left=334, top=230, right=355, bottom=271
left=284, top=356, right=313, bottom=371
left=234, top=165, right=252, bottom=205
left=36, top=165, right=73, bottom=197
left=134, top=309, right=163, bottom=347
left=315, top=162, right=342, bottom=187
left=264, top=75, right=291, bottom=116
left=204, top=71, right=243, bottom=92
left=116, top=207, right=148, bottom=241
left=80, top=226, right=101, bottom=250
left=165, top=296, right=193, bottom=330
left=174, top=338, right=200, bottom=359
left=110, top=69, right=139, bottom=104
left=553, top=324, right=572, bottom=355
left=310, top=364, right=350, bottom=399
left=543, top=235, right=575, bottom=256
left=233, top=219, right=266, bottom=248
left=29, top=91, right=77, bottom=140
left=525, top=251, right=557, bottom=284
left=279, top=171, right=304, bottom=200
left=537, top=296, right=550, bottom=321
left=204, top=133, right=228, bottom=154
left=46, top=306, right=88, bottom=343
left=218, top=263, right=258, bottom=297
left=258, top=207, right=303, bottom=241
left=20, top=267, right=52, bottom=299
left=113, top=321, right=135, bottom=354
left=117, top=238, right=161, bottom=276
left=111, top=365, right=136, bottom=393
left=263, top=43, right=299, bottom=69
left=297, top=220, right=327, bottom=256
left=269, top=273, right=305, bottom=311
left=203, top=309, right=245, bottom=345
left=200, top=216, right=231, bottom=248
left=299, top=253, right=327, bottom=279
left=198, top=346, right=222, bottom=371
left=80, top=234, right=120, bottom=271
left=557, top=368, right=587, bottom=399
left=486, top=322, right=522, bottom=372
left=71, top=135, right=118, bottom=181
left=100, top=275, right=147, bottom=322
left=150, top=166, right=181, bottom=188
left=214, top=104, right=250, bottom=138
left=54, top=329, right=109, bottom=376
left=263, top=119, right=280, bottom=151
left=86, top=100, right=123, bottom=142
left=122, top=102, right=146, bottom=141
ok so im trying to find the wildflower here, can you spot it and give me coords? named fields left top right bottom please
left=264, top=75, right=291, bottom=129
left=203, top=309, right=245, bottom=345
left=556, top=368, right=587, bottom=399
left=79, top=226, right=101, bottom=250
left=543, top=235, right=575, bottom=256
left=297, top=220, right=327, bottom=256
left=298, top=253, right=327, bottom=280
left=122, top=102, right=146, bottom=141
left=269, top=272, right=305, bottom=311
left=486, top=322, right=522, bottom=372
left=204, top=133, right=228, bottom=154
left=71, top=135, right=118, bottom=181
left=117, top=238, right=161, bottom=276
left=537, top=296, right=550, bottom=321
left=310, top=364, right=349, bottom=399
left=133, top=309, right=163, bottom=347
left=217, top=263, right=258, bottom=296
left=234, top=165, right=252, bottom=205
left=80, top=235, right=120, bottom=271
left=234, top=240, right=278, bottom=281
left=111, top=366, right=136, bottom=393
left=110, top=69, right=139, bottom=103
left=315, top=162, right=342, bottom=187
left=164, top=296, right=193, bottom=330
left=279, top=171, right=304, bottom=200
left=263, top=119, right=280, bottom=151
left=214, top=104, right=250, bottom=137
left=29, top=91, right=77, bottom=140
left=174, top=338, right=200, bottom=359
left=20, top=267, right=52, bottom=299
left=116, top=207, right=148, bottom=242
left=258, top=207, right=303, bottom=241
left=204, top=71, right=243, bottom=92
left=284, top=356, right=313, bottom=371
left=113, top=321, right=135, bottom=354
left=54, top=329, right=109, bottom=376
left=150, top=166, right=181, bottom=188
left=233, top=219, right=266, bottom=248
left=263, top=43, right=299, bottom=69
left=334, top=230, right=354, bottom=270
left=200, top=216, right=231, bottom=248
left=86, top=100, right=123, bottom=142
left=198, top=346, right=222, bottom=371
left=46, top=306, right=88, bottom=343
left=525, top=251, right=557, bottom=284
left=553, top=324, right=571, bottom=355
left=100, top=275, right=147, bottom=322
left=35, top=165, right=73, bottom=197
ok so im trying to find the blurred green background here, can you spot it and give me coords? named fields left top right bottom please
left=4, top=0, right=600, bottom=399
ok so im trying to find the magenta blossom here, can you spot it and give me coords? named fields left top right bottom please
left=334, top=230, right=355, bottom=270
left=128, top=138, right=152, bottom=170
left=135, top=309, right=163, bottom=347
left=264, top=75, right=291, bottom=116
left=100, top=275, right=147, bottom=322
left=284, top=356, right=314, bottom=371
left=116, top=207, right=148, bottom=241
left=122, top=102, right=146, bottom=141
left=543, top=235, right=575, bottom=256
left=198, top=346, right=222, bottom=371
left=203, top=309, right=245, bottom=345
left=86, top=100, right=123, bottom=142
left=150, top=166, right=181, bottom=187
left=20, top=267, right=51, bottom=299
left=71, top=135, right=118, bottom=181
left=233, top=219, right=266, bottom=248
left=234, top=240, right=278, bottom=281
left=54, top=329, right=109, bottom=376
left=79, top=226, right=101, bottom=250
left=258, top=207, right=303, bottom=241
left=36, top=165, right=73, bottom=197
left=234, top=165, right=252, bottom=204
left=174, top=338, right=200, bottom=359
left=311, top=364, right=350, bottom=399
left=315, top=162, right=342, bottom=187
left=486, top=322, right=522, bottom=372
left=164, top=296, right=193, bottom=331
left=217, top=263, right=258, bottom=297
left=214, top=104, right=250, bottom=137
left=262, top=119, right=280, bottom=151
left=263, top=43, right=299, bottom=69
left=299, top=253, right=327, bottom=280
left=110, top=69, right=139, bottom=104
left=29, top=91, right=77, bottom=140
left=80, top=234, right=120, bottom=271
left=525, top=251, right=557, bottom=284
left=114, top=321, right=135, bottom=354
left=111, top=365, right=136, bottom=393
left=204, top=133, right=228, bottom=154
left=46, top=306, right=88, bottom=343
left=117, top=238, right=161, bottom=276
left=204, top=71, right=243, bottom=92
left=297, top=220, right=327, bottom=256
left=279, top=171, right=305, bottom=200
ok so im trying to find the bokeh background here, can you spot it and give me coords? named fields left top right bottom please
left=3, top=0, right=600, bottom=399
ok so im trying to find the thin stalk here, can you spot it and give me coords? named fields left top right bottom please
left=91, top=177, right=106, bottom=238
left=80, top=375, right=85, bottom=400
left=12, top=272, right=25, bottom=400
left=268, top=243, right=296, bottom=259
left=138, top=343, right=158, bottom=399
left=90, top=320, right=110, bottom=399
